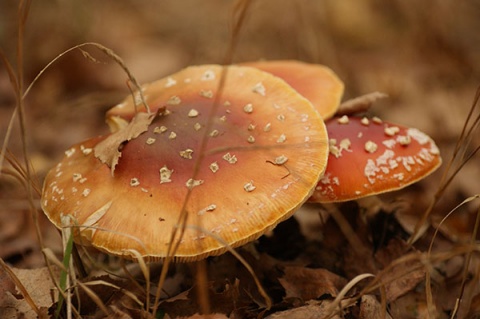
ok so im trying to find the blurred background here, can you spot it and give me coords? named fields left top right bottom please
left=1, top=0, right=480, bottom=266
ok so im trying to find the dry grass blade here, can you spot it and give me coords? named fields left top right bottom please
left=125, top=249, right=150, bottom=311
left=152, top=1, right=256, bottom=316
left=424, top=196, right=480, bottom=319
left=226, top=0, right=253, bottom=63
left=324, top=204, right=369, bottom=256
left=1, top=5, right=63, bottom=298
left=154, top=219, right=274, bottom=315
left=2, top=149, right=41, bottom=195
left=449, top=204, right=480, bottom=319
left=43, top=248, right=83, bottom=319
left=76, top=281, right=111, bottom=316
left=67, top=223, right=149, bottom=253
left=427, top=195, right=480, bottom=255
left=325, top=273, right=375, bottom=318
left=0, top=257, right=41, bottom=316
left=186, top=225, right=273, bottom=309
left=82, top=280, right=144, bottom=307
left=42, top=248, right=80, bottom=318
left=7, top=0, right=53, bottom=288
left=0, top=52, right=19, bottom=178
left=43, top=248, right=68, bottom=272
left=1, top=167, right=27, bottom=189
left=424, top=196, right=480, bottom=317
left=58, top=216, right=78, bottom=319
left=22, top=42, right=150, bottom=114
left=409, top=86, right=480, bottom=244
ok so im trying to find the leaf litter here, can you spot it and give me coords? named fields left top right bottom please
left=2, top=1, right=480, bottom=318
left=0, top=264, right=59, bottom=319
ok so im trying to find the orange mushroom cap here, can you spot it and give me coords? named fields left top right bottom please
left=310, top=115, right=442, bottom=203
left=240, top=60, right=344, bottom=120
left=41, top=65, right=329, bottom=262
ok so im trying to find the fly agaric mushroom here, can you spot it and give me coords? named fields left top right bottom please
left=41, top=65, right=329, bottom=261
left=310, top=115, right=441, bottom=203
left=240, top=60, right=344, bottom=119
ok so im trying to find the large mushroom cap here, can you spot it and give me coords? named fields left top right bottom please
left=240, top=60, right=344, bottom=120
left=42, top=65, right=329, bottom=262
left=310, top=116, right=442, bottom=203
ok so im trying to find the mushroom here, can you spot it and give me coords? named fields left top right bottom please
left=240, top=60, right=344, bottom=120
left=310, top=115, right=442, bottom=203
left=41, top=65, right=329, bottom=262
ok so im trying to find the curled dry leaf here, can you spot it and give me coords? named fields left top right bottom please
left=265, top=299, right=349, bottom=319
left=0, top=267, right=17, bottom=305
left=0, top=267, right=58, bottom=319
left=177, top=314, right=229, bottom=319
left=279, top=266, right=348, bottom=301
left=374, top=238, right=425, bottom=302
left=359, top=295, right=392, bottom=319
left=94, top=111, right=159, bottom=175
left=336, top=91, right=388, bottom=116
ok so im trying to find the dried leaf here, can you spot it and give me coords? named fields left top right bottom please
left=161, top=280, right=245, bottom=318
left=94, top=111, right=158, bottom=174
left=375, top=239, right=425, bottom=302
left=278, top=266, right=347, bottom=301
left=0, top=266, right=58, bottom=319
left=337, top=91, right=388, bottom=116
left=178, top=314, right=229, bottom=319
left=0, top=267, right=18, bottom=304
left=466, top=292, right=480, bottom=318
left=108, top=305, right=134, bottom=319
left=265, top=300, right=347, bottom=319
left=359, top=295, right=392, bottom=319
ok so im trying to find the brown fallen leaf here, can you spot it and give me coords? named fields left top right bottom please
left=0, top=266, right=58, bottom=319
left=176, top=314, right=229, bottom=319
left=466, top=292, right=480, bottom=318
left=160, top=280, right=244, bottom=318
left=265, top=299, right=350, bottom=319
left=94, top=110, right=159, bottom=174
left=336, top=91, right=388, bottom=116
left=278, top=266, right=348, bottom=301
left=0, top=265, right=18, bottom=305
left=108, top=305, right=134, bottom=319
left=359, top=295, right=392, bottom=319
left=374, top=238, right=425, bottom=302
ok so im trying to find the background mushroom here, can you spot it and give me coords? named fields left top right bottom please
left=41, top=65, right=329, bottom=261
left=310, top=115, right=442, bottom=203
left=240, top=60, right=344, bottom=119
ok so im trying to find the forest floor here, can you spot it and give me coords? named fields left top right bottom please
left=1, top=1, right=480, bottom=318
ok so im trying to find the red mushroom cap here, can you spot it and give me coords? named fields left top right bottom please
left=310, top=116, right=442, bottom=203
left=240, top=60, right=344, bottom=119
left=41, top=65, right=329, bottom=261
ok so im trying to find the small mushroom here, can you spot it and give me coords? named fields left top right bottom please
left=41, top=65, right=329, bottom=262
left=310, top=116, right=442, bottom=203
left=240, top=60, right=344, bottom=119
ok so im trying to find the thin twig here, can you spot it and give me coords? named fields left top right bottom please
left=409, top=86, right=480, bottom=244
